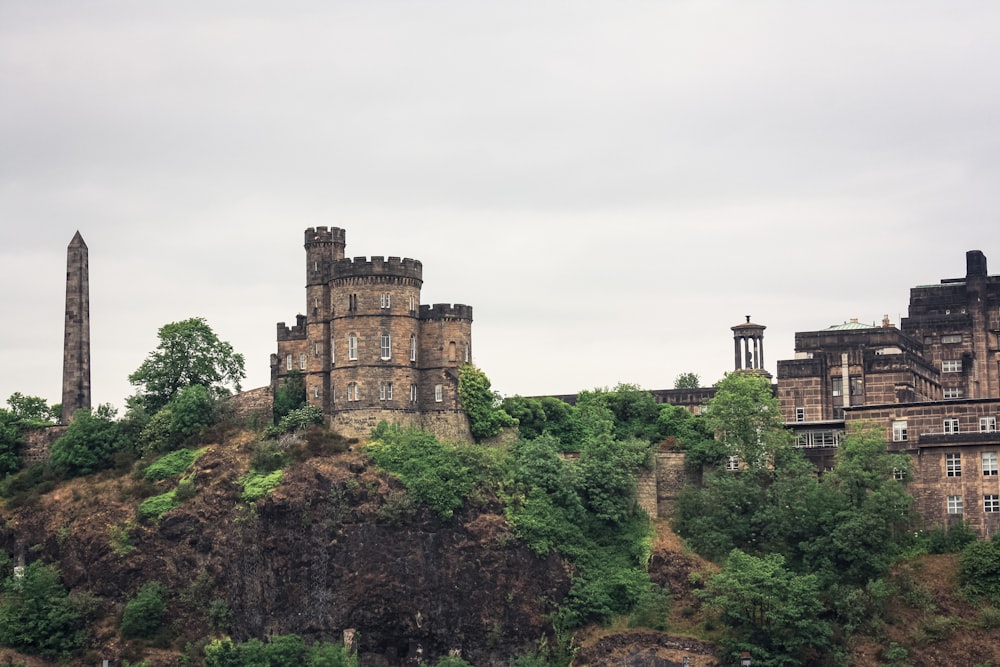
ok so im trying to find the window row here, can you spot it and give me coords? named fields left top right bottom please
left=943, top=451, right=998, bottom=477
left=831, top=377, right=864, bottom=397
left=335, top=382, right=444, bottom=403
left=345, top=293, right=418, bottom=312
left=947, top=495, right=1000, bottom=514
left=891, top=417, right=998, bottom=441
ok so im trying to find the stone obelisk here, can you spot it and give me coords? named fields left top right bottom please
left=61, top=231, right=91, bottom=423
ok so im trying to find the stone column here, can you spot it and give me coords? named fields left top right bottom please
left=61, top=231, right=91, bottom=423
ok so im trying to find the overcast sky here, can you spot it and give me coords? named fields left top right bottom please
left=2, top=1, right=999, bottom=412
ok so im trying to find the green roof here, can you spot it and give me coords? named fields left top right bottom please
left=823, top=321, right=876, bottom=331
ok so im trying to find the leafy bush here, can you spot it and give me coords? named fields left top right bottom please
left=250, top=440, right=287, bottom=473
left=168, top=384, right=216, bottom=443
left=276, top=405, right=323, bottom=433
left=144, top=448, right=204, bottom=480
left=203, top=635, right=356, bottom=667
left=240, top=469, right=283, bottom=502
left=959, top=536, right=1000, bottom=602
left=926, top=520, right=979, bottom=553
left=367, top=424, right=505, bottom=519
left=457, top=365, right=515, bottom=441
left=50, top=405, right=127, bottom=476
left=0, top=562, right=85, bottom=657
left=207, top=599, right=232, bottom=632
left=273, top=370, right=307, bottom=421
left=120, top=581, right=167, bottom=639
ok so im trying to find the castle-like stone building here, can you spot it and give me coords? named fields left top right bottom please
left=777, top=250, right=1000, bottom=536
left=271, top=228, right=473, bottom=441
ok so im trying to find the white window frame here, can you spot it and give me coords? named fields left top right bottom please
left=982, top=452, right=998, bottom=476
left=892, top=420, right=908, bottom=442
left=409, top=334, right=417, bottom=362
left=980, top=417, right=997, bottom=433
left=942, top=359, right=962, bottom=373
left=892, top=467, right=905, bottom=481
left=795, top=407, right=805, bottom=422
left=831, top=376, right=843, bottom=397
left=944, top=387, right=962, bottom=399
left=947, top=495, right=963, bottom=514
left=410, top=384, right=417, bottom=403
left=299, top=353, right=307, bottom=371
left=434, top=384, right=443, bottom=402
left=380, top=382, right=393, bottom=401
left=348, top=334, right=358, bottom=361
left=347, top=382, right=359, bottom=402
left=380, top=292, right=391, bottom=309
left=380, top=333, right=391, bottom=360
left=946, top=452, right=962, bottom=477
left=985, top=495, right=1000, bottom=513
left=330, top=336, right=335, bottom=363
left=408, top=295, right=416, bottom=312
left=944, top=418, right=960, bottom=435
left=286, top=354, right=293, bottom=371
left=313, top=386, right=320, bottom=399
left=725, top=455, right=740, bottom=471
left=314, top=342, right=321, bottom=358
left=941, top=334, right=963, bottom=344
left=464, top=343, right=470, bottom=363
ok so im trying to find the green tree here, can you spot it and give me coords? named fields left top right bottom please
left=0, top=562, right=85, bottom=657
left=6, top=393, right=57, bottom=425
left=50, top=405, right=126, bottom=477
left=264, top=634, right=307, bottom=666
left=705, top=372, right=792, bottom=470
left=457, top=365, right=515, bottom=441
left=958, top=534, right=1000, bottom=603
left=673, top=372, right=701, bottom=389
left=273, top=370, right=307, bottom=421
left=576, top=384, right=660, bottom=442
left=128, top=317, right=245, bottom=413
left=0, top=409, right=24, bottom=475
left=120, top=581, right=167, bottom=639
left=700, top=549, right=832, bottom=666
left=168, top=384, right=215, bottom=444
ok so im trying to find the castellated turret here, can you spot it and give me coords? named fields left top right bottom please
left=272, top=228, right=473, bottom=441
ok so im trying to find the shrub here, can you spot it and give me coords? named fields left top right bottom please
left=959, top=537, right=1000, bottom=602
left=927, top=520, right=979, bottom=553
left=249, top=440, right=287, bottom=473
left=50, top=405, right=127, bottom=477
left=457, top=365, right=515, bottom=441
left=240, top=469, right=283, bottom=502
left=144, top=448, right=203, bottom=480
left=277, top=405, right=323, bottom=433
left=0, top=562, right=85, bottom=657
left=207, top=599, right=232, bottom=632
left=168, top=384, right=215, bottom=443
left=138, top=490, right=180, bottom=521
left=120, top=581, right=167, bottom=639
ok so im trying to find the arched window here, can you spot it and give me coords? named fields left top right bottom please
left=434, top=384, right=443, bottom=402
left=448, top=342, right=457, bottom=362
left=409, top=334, right=417, bottom=362
left=348, top=334, right=358, bottom=361
left=380, top=333, right=391, bottom=360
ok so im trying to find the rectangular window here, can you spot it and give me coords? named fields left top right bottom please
left=942, top=359, right=962, bottom=373
left=410, top=384, right=417, bottom=403
left=892, top=467, right=905, bottom=481
left=725, top=455, right=740, bottom=471
left=299, top=353, right=307, bottom=371
left=983, top=452, right=998, bottom=476
left=795, top=407, right=805, bottom=422
left=944, top=418, right=960, bottom=434
left=380, top=293, right=391, bottom=309
left=379, top=382, right=393, bottom=401
left=380, top=333, right=391, bottom=360
left=831, top=376, right=843, bottom=397
left=850, top=377, right=863, bottom=396
left=330, top=337, right=335, bottom=364
left=980, top=417, right=997, bottom=433
left=944, top=387, right=962, bottom=399
left=409, top=335, right=417, bottom=362
left=286, top=354, right=293, bottom=371
left=347, top=383, right=359, bottom=402
left=947, top=495, right=963, bottom=514
left=464, top=344, right=470, bottom=363
left=314, top=342, right=321, bottom=357
left=946, top=452, right=962, bottom=477
left=986, top=495, right=1000, bottom=513
left=409, top=295, right=416, bottom=313
left=313, top=386, right=320, bottom=399
left=348, top=335, right=357, bottom=361
left=434, top=384, right=443, bottom=402
left=941, top=334, right=963, bottom=344
left=892, top=420, right=908, bottom=442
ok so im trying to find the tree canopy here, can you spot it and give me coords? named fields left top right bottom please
left=128, top=317, right=245, bottom=413
left=673, top=372, right=701, bottom=389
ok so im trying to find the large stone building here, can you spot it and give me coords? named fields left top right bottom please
left=776, top=250, right=1000, bottom=536
left=271, top=228, right=473, bottom=441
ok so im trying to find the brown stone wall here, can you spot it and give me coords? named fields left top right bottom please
left=227, top=387, right=274, bottom=426
left=636, top=463, right=658, bottom=518
left=21, top=426, right=66, bottom=464
left=329, top=408, right=472, bottom=443
left=654, top=452, right=694, bottom=519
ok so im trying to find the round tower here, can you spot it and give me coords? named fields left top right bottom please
left=328, top=256, right=424, bottom=417
left=732, top=315, right=769, bottom=376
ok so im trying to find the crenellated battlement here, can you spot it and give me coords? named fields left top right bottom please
left=304, top=227, right=346, bottom=246
left=276, top=314, right=308, bottom=341
left=330, top=256, right=423, bottom=282
left=420, top=303, right=473, bottom=321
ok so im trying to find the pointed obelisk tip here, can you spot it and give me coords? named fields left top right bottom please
left=69, top=230, right=87, bottom=248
